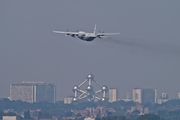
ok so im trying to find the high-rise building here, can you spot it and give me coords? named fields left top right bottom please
left=132, top=88, right=156, bottom=104
left=178, top=92, right=180, bottom=99
left=10, top=81, right=56, bottom=103
left=142, top=88, right=156, bottom=104
left=132, top=88, right=142, bottom=103
left=109, top=88, right=118, bottom=103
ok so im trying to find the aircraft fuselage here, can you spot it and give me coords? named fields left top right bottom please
left=77, top=31, right=96, bottom=41
left=78, top=36, right=96, bottom=41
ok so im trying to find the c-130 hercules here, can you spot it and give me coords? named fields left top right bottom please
left=53, top=24, right=120, bottom=42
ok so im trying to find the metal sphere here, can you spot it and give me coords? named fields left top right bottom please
left=72, top=97, right=78, bottom=102
left=72, top=85, right=79, bottom=92
left=101, top=97, right=107, bottom=101
left=86, top=74, right=94, bottom=79
left=102, top=86, right=108, bottom=92
left=86, top=85, right=93, bottom=92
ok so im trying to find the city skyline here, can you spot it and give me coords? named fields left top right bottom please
left=6, top=78, right=179, bottom=101
left=7, top=79, right=180, bottom=102
left=1, top=1, right=180, bottom=100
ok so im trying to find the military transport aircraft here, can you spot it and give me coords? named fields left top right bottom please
left=53, top=24, right=120, bottom=42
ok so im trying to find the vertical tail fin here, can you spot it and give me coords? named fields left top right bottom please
left=93, top=24, right=97, bottom=36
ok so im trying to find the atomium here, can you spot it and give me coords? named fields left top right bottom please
left=86, top=74, right=94, bottom=80
left=72, top=74, right=108, bottom=102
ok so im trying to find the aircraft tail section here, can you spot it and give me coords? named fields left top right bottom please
left=93, top=24, right=97, bottom=36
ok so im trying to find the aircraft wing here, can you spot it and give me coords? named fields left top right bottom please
left=53, top=31, right=79, bottom=37
left=97, top=33, right=120, bottom=36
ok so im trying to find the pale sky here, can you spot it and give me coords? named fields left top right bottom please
left=0, top=1, right=180, bottom=100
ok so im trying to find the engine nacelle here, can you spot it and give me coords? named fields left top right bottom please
left=71, top=34, right=76, bottom=37
left=78, top=31, right=86, bottom=39
left=97, top=35, right=107, bottom=38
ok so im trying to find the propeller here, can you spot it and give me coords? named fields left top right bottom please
left=71, top=31, right=76, bottom=38
left=98, top=30, right=104, bottom=38
left=76, top=30, right=79, bottom=36
left=71, top=34, right=76, bottom=37
left=66, top=29, right=70, bottom=36
left=99, top=30, right=101, bottom=33
left=99, top=30, right=104, bottom=33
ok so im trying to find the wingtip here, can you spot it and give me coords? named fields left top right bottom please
left=53, top=31, right=59, bottom=33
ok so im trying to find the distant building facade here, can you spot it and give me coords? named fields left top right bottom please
left=157, top=92, right=169, bottom=104
left=109, top=88, right=118, bottom=103
left=142, top=88, right=157, bottom=104
left=84, top=117, right=95, bottom=120
left=161, top=92, right=168, bottom=99
left=178, top=92, right=180, bottom=99
left=132, top=88, right=156, bottom=104
left=64, top=96, right=73, bottom=104
left=10, top=81, right=56, bottom=103
left=3, top=116, right=17, bottom=120
left=132, top=88, right=142, bottom=103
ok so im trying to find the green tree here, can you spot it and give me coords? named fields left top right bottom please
left=132, top=110, right=140, bottom=115
left=3, top=112, right=16, bottom=116
left=96, top=116, right=130, bottom=120
left=119, top=116, right=130, bottom=120
left=0, top=111, right=3, bottom=120
left=38, top=112, right=52, bottom=119
left=24, top=110, right=31, bottom=119
left=136, top=114, right=160, bottom=120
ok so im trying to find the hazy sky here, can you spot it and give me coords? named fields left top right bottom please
left=1, top=1, right=180, bottom=100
